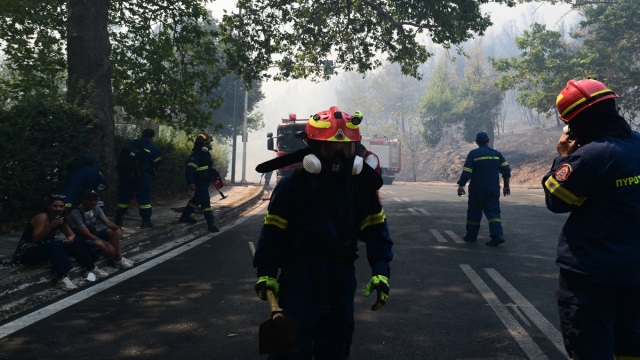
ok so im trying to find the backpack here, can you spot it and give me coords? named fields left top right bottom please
left=117, top=140, right=146, bottom=179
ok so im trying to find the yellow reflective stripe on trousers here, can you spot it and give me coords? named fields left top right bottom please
left=196, top=166, right=209, bottom=171
left=463, top=167, right=472, bottom=173
left=544, top=176, right=586, bottom=206
left=360, top=210, right=386, bottom=231
left=139, top=204, right=152, bottom=209
left=264, top=211, right=288, bottom=230
left=488, top=218, right=501, bottom=223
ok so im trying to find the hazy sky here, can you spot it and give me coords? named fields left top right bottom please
left=205, top=1, right=575, bottom=183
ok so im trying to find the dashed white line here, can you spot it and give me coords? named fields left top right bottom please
left=460, top=264, right=547, bottom=359
left=445, top=230, right=464, bottom=243
left=429, top=229, right=447, bottom=243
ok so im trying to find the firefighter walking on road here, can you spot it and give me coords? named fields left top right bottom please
left=253, top=106, right=393, bottom=359
left=457, top=131, right=511, bottom=246
left=543, top=78, right=640, bottom=359
left=179, top=132, right=219, bottom=233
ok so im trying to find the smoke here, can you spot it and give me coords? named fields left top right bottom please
left=230, top=78, right=339, bottom=183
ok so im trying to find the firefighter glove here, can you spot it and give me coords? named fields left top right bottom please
left=255, top=276, right=279, bottom=301
left=363, top=275, right=389, bottom=311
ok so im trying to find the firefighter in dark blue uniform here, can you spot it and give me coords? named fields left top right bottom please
left=253, top=106, right=393, bottom=359
left=456, top=131, right=511, bottom=246
left=115, top=128, right=162, bottom=229
left=61, top=154, right=107, bottom=209
left=179, top=132, right=219, bottom=233
left=543, top=78, right=640, bottom=359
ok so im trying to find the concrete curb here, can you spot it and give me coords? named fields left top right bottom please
left=0, top=186, right=265, bottom=305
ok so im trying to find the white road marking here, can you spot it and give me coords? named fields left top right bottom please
left=429, top=229, right=447, bottom=243
left=485, top=268, right=565, bottom=355
left=417, top=208, right=430, bottom=216
left=0, top=201, right=268, bottom=339
left=408, top=208, right=418, bottom=215
left=460, top=264, right=548, bottom=360
left=445, top=230, right=464, bottom=243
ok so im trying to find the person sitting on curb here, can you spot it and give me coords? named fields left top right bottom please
left=12, top=195, right=107, bottom=291
left=68, top=189, right=134, bottom=269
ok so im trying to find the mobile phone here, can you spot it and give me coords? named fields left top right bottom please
left=563, top=125, right=576, bottom=142
left=54, top=210, right=64, bottom=219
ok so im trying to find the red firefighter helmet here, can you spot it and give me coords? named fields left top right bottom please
left=305, top=106, right=361, bottom=160
left=556, top=79, right=619, bottom=123
left=195, top=132, right=212, bottom=144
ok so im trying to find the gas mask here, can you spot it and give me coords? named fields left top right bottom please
left=302, top=141, right=363, bottom=175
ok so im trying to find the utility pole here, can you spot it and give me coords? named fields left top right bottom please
left=241, top=89, right=248, bottom=183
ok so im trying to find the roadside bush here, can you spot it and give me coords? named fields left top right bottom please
left=0, top=100, right=91, bottom=227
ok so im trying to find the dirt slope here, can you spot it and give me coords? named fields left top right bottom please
left=399, top=127, right=562, bottom=186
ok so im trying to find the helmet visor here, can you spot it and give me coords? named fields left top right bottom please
left=318, top=142, right=357, bottom=160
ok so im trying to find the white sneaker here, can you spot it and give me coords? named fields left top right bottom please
left=115, top=257, right=134, bottom=269
left=56, top=277, right=78, bottom=291
left=84, top=266, right=109, bottom=278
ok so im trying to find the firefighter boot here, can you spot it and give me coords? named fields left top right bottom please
left=179, top=215, right=198, bottom=224
left=140, top=217, right=154, bottom=229
left=206, top=219, right=220, bottom=233
left=485, top=236, right=505, bottom=247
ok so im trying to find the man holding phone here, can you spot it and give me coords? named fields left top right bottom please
left=543, top=78, right=640, bottom=359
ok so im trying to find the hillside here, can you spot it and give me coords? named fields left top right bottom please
left=399, top=127, right=561, bottom=186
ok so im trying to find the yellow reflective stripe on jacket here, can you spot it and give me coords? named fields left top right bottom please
left=264, top=211, right=288, bottom=230
left=544, top=176, right=587, bottom=206
left=500, top=161, right=509, bottom=167
left=153, top=157, right=162, bottom=163
left=474, top=156, right=500, bottom=161
left=463, top=167, right=472, bottom=173
left=196, top=165, right=209, bottom=171
left=360, top=210, right=386, bottom=231
left=187, top=162, right=198, bottom=168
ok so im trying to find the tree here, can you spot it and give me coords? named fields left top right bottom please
left=0, top=1, right=242, bottom=210
left=456, top=44, right=503, bottom=143
left=491, top=0, right=640, bottom=128
left=419, top=56, right=458, bottom=147
left=220, top=0, right=516, bottom=84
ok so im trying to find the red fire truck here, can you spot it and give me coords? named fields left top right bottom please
left=266, top=113, right=308, bottom=181
left=361, top=136, right=402, bottom=185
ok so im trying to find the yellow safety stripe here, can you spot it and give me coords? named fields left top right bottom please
left=615, top=355, right=640, bottom=360
left=264, top=211, right=288, bottom=230
left=117, top=204, right=130, bottom=209
left=500, top=161, right=509, bottom=167
left=544, top=176, right=586, bottom=206
left=187, top=202, right=198, bottom=209
left=345, top=121, right=359, bottom=130
left=196, top=165, right=209, bottom=171
left=466, top=220, right=481, bottom=225
left=360, top=210, right=386, bottom=231
left=488, top=218, right=501, bottom=223
left=561, top=89, right=613, bottom=117
left=139, top=204, right=152, bottom=209
left=187, top=162, right=197, bottom=168
left=474, top=156, right=499, bottom=161
left=153, top=157, right=161, bottom=163
left=307, top=117, right=331, bottom=129
left=463, top=167, right=472, bottom=173
left=144, top=148, right=150, bottom=153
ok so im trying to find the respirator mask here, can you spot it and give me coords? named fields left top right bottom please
left=303, top=141, right=363, bottom=176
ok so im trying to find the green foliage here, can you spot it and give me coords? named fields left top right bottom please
left=220, top=0, right=516, bottom=84
left=0, top=1, right=258, bottom=134
left=492, top=0, right=640, bottom=126
left=0, top=100, right=90, bottom=225
left=419, top=58, right=458, bottom=147
left=489, top=23, right=575, bottom=118
left=110, top=2, right=227, bottom=131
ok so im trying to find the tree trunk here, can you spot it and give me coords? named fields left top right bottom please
left=66, top=0, right=117, bottom=214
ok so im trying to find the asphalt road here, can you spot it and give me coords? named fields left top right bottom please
left=0, top=183, right=570, bottom=360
